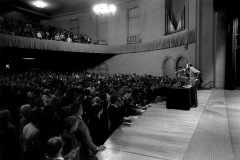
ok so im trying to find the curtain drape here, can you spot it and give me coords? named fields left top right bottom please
left=166, top=0, right=185, bottom=31
left=225, top=18, right=237, bottom=89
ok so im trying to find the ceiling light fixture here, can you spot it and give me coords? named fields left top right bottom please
left=22, top=58, right=35, bottom=60
left=93, top=0, right=116, bottom=17
left=32, top=1, right=47, bottom=8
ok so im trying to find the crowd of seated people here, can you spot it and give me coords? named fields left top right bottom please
left=0, top=18, right=93, bottom=44
left=0, top=68, right=175, bottom=160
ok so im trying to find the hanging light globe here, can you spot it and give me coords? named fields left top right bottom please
left=93, top=1, right=116, bottom=17
left=32, top=1, right=48, bottom=8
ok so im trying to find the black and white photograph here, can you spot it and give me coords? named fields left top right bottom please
left=0, top=0, right=240, bottom=160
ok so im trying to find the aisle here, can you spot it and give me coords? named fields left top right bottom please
left=225, top=90, right=240, bottom=160
left=183, top=89, right=233, bottom=160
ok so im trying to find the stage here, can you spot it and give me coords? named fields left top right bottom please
left=97, top=89, right=240, bottom=160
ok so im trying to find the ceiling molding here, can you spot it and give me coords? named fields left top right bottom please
left=13, top=6, right=50, bottom=18
left=51, top=9, right=91, bottom=18
left=50, top=0, right=134, bottom=18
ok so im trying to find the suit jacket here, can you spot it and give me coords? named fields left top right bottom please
left=21, top=123, right=44, bottom=160
left=188, top=67, right=200, bottom=80
left=88, top=115, right=105, bottom=146
left=73, top=115, right=98, bottom=160
left=121, top=96, right=139, bottom=116
left=61, top=130, right=80, bottom=160
left=108, top=104, right=124, bottom=133
left=0, top=123, right=20, bottom=160
left=100, top=101, right=109, bottom=138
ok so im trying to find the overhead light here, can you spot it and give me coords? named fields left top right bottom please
left=93, top=0, right=116, bottom=17
left=32, top=1, right=47, bottom=8
left=22, top=58, right=35, bottom=60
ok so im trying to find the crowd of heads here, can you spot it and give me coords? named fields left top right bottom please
left=0, top=17, right=93, bottom=44
left=0, top=68, right=175, bottom=160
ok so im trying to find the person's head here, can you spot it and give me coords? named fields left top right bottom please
left=117, top=98, right=124, bottom=107
left=64, top=116, right=78, bottom=132
left=44, top=89, right=50, bottom=96
left=93, top=96, right=102, bottom=105
left=186, top=63, right=192, bottom=68
left=45, top=137, right=63, bottom=159
left=110, top=94, right=118, bottom=105
left=34, top=97, right=44, bottom=108
left=30, top=107, right=42, bottom=126
left=92, top=104, right=103, bottom=116
left=54, top=89, right=63, bottom=97
left=20, top=104, right=32, bottom=120
left=84, top=89, right=91, bottom=96
left=70, top=102, right=83, bottom=116
left=99, top=92, right=107, bottom=101
left=0, top=109, right=11, bottom=128
left=123, top=89, right=132, bottom=98
left=89, top=83, right=93, bottom=88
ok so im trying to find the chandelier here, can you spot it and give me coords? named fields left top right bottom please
left=93, top=0, right=117, bottom=17
left=32, top=1, right=47, bottom=8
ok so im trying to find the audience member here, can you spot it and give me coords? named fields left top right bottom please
left=99, top=92, right=110, bottom=140
left=88, top=104, right=105, bottom=146
left=121, top=89, right=144, bottom=116
left=62, top=116, right=80, bottom=160
left=45, top=136, right=64, bottom=160
left=42, top=88, right=56, bottom=107
left=0, top=110, right=20, bottom=160
left=108, top=94, right=125, bottom=133
left=19, top=104, right=32, bottom=134
left=21, top=107, right=44, bottom=160
left=70, top=102, right=106, bottom=160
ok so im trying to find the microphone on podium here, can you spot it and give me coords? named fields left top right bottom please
left=175, top=68, right=185, bottom=73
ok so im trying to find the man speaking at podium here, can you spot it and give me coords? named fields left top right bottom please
left=167, top=63, right=201, bottom=110
left=185, top=63, right=200, bottom=108
left=174, top=63, right=200, bottom=108
left=175, top=63, right=200, bottom=88
left=185, top=63, right=200, bottom=83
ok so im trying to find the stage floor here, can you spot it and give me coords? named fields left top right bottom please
left=97, top=89, right=240, bottom=160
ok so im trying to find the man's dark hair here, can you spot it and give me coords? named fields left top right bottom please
left=188, top=63, right=192, bottom=67
left=64, top=116, right=78, bottom=131
left=70, top=102, right=82, bottom=115
left=45, top=137, right=63, bottom=159
left=110, top=94, right=118, bottom=104
left=123, top=89, right=132, bottom=95
left=0, top=110, right=11, bottom=127
left=92, top=104, right=103, bottom=115
left=30, top=107, right=42, bottom=125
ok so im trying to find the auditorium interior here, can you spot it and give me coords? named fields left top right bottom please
left=0, top=0, right=240, bottom=160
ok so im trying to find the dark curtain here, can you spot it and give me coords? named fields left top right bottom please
left=214, top=0, right=240, bottom=89
left=225, top=18, right=238, bottom=89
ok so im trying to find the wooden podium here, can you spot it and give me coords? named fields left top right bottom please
left=166, top=87, right=195, bottom=110
left=176, top=76, right=189, bottom=83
